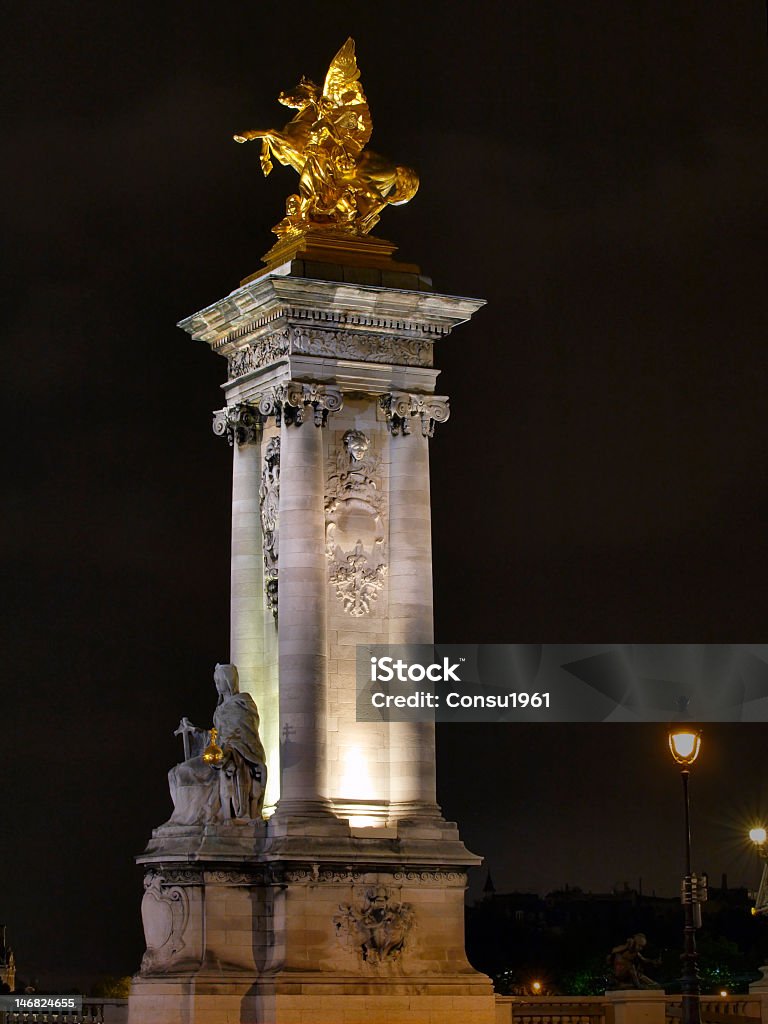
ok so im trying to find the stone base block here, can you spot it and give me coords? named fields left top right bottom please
left=128, top=975, right=496, bottom=1024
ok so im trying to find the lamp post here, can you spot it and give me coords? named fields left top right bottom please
left=668, top=725, right=703, bottom=1024
left=749, top=827, right=768, bottom=916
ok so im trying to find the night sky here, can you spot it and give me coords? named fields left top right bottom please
left=3, top=0, right=767, bottom=985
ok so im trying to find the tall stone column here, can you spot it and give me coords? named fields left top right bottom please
left=273, top=387, right=340, bottom=822
left=213, top=404, right=280, bottom=813
left=229, top=429, right=264, bottom=706
left=385, top=394, right=450, bottom=820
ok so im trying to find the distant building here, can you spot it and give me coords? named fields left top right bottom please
left=0, top=924, right=15, bottom=992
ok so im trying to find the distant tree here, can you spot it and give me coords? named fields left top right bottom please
left=91, top=976, right=132, bottom=999
left=561, top=956, right=609, bottom=995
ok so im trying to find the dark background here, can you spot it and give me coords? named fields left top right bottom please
left=2, top=0, right=767, bottom=984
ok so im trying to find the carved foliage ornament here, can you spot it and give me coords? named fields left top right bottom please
left=259, top=437, right=280, bottom=616
left=326, top=430, right=387, bottom=616
left=334, top=886, right=414, bottom=966
left=379, top=393, right=450, bottom=437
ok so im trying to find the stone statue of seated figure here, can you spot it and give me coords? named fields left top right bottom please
left=166, top=663, right=267, bottom=825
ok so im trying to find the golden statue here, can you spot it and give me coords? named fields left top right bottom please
left=234, top=38, right=419, bottom=239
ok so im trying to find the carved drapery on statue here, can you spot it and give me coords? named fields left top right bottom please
left=259, top=437, right=280, bottom=616
left=326, top=430, right=387, bottom=616
left=234, top=38, right=418, bottom=238
left=166, top=664, right=267, bottom=825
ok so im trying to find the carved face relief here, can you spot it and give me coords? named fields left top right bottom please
left=344, top=429, right=370, bottom=462
left=325, top=431, right=387, bottom=616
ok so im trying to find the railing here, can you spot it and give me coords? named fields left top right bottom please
left=496, top=994, right=764, bottom=1024
left=0, top=1005, right=105, bottom=1023
left=666, top=997, right=761, bottom=1024
left=495, top=995, right=607, bottom=1024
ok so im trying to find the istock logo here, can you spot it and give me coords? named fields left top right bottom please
left=370, top=656, right=462, bottom=683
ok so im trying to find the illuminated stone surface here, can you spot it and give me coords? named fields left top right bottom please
left=127, top=247, right=492, bottom=1023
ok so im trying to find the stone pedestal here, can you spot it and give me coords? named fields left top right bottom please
left=128, top=240, right=490, bottom=1023
left=605, top=990, right=667, bottom=1024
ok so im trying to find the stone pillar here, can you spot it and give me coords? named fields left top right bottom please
left=230, top=436, right=264, bottom=710
left=274, top=406, right=332, bottom=820
left=386, top=398, right=444, bottom=819
left=605, top=990, right=667, bottom=1024
left=214, top=404, right=280, bottom=814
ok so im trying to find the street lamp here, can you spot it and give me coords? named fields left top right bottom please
left=668, top=724, right=703, bottom=1024
left=749, top=826, right=768, bottom=916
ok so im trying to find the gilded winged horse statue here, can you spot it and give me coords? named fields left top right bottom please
left=234, top=38, right=418, bottom=238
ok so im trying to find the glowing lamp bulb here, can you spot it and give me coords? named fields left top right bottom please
left=750, top=827, right=767, bottom=846
left=532, top=981, right=542, bottom=993
left=668, top=728, right=702, bottom=766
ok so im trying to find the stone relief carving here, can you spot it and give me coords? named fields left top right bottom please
left=379, top=392, right=450, bottom=437
left=166, top=664, right=267, bottom=826
left=329, top=546, right=387, bottom=617
left=258, top=437, right=280, bottom=616
left=334, top=886, right=414, bottom=966
left=223, top=323, right=436, bottom=380
left=139, top=871, right=189, bottom=974
left=290, top=327, right=433, bottom=368
left=227, top=329, right=290, bottom=378
left=325, top=430, right=387, bottom=616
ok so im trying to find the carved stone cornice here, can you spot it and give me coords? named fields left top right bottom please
left=178, top=274, right=485, bottom=350
left=379, top=392, right=450, bottom=437
left=213, top=383, right=343, bottom=444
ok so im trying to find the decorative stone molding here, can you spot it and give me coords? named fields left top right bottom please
left=158, top=869, right=204, bottom=885
left=212, top=403, right=261, bottom=446
left=258, top=437, right=280, bottom=616
left=334, top=886, right=415, bottom=965
left=325, top=430, right=387, bottom=617
left=290, top=327, right=432, bottom=370
left=227, top=328, right=290, bottom=378
left=225, top=325, right=433, bottom=381
left=204, top=870, right=267, bottom=885
left=379, top=392, right=450, bottom=437
left=285, top=868, right=367, bottom=884
left=392, top=870, right=465, bottom=885
left=139, top=871, right=190, bottom=975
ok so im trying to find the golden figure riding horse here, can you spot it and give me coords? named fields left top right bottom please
left=234, top=39, right=418, bottom=237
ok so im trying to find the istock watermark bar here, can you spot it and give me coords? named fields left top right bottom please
left=355, top=644, right=768, bottom=722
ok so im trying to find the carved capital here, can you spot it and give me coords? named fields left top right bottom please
left=379, top=392, right=450, bottom=437
left=212, top=403, right=261, bottom=446
left=213, top=384, right=343, bottom=444
left=276, top=382, right=343, bottom=427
